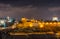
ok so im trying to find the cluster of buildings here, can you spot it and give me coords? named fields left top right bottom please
left=0, top=16, right=60, bottom=29
left=0, top=16, right=15, bottom=28
left=16, top=16, right=60, bottom=29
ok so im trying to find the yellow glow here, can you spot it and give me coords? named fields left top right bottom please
left=53, top=22, right=56, bottom=24
left=12, top=26, right=16, bottom=29
left=17, top=24, right=23, bottom=28
left=42, top=22, right=45, bottom=24
left=21, top=18, right=26, bottom=20
left=45, top=22, right=49, bottom=25
left=39, top=22, right=41, bottom=24
left=40, top=24, right=44, bottom=28
left=23, top=22, right=33, bottom=27
left=29, top=23, right=33, bottom=27
left=21, top=18, right=27, bottom=22
left=49, top=22, right=52, bottom=24
left=35, top=20, right=38, bottom=22
left=58, top=22, right=60, bottom=24
left=30, top=18, right=35, bottom=22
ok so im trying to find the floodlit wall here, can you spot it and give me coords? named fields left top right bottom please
left=16, top=18, right=60, bottom=29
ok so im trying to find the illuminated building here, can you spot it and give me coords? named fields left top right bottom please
left=16, top=17, right=60, bottom=29
left=52, top=16, right=58, bottom=21
left=0, top=17, right=15, bottom=28
left=21, top=17, right=27, bottom=23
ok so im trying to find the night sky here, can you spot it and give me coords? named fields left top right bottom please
left=0, top=0, right=60, bottom=20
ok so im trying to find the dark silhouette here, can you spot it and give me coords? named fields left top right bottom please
left=0, top=31, right=2, bottom=39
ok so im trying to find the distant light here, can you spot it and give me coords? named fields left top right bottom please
left=0, top=20, right=5, bottom=24
left=52, top=16, right=58, bottom=21
left=8, top=20, right=12, bottom=22
left=40, top=24, right=44, bottom=28
left=21, top=18, right=27, bottom=22
left=8, top=19, right=13, bottom=22
left=29, top=23, right=33, bottom=27
left=12, top=26, right=16, bottom=29
left=2, top=27, right=5, bottom=29
left=45, top=22, right=49, bottom=25
left=58, top=22, right=60, bottom=24
left=49, top=22, right=52, bottom=24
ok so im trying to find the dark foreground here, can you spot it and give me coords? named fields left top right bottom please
left=0, top=31, right=60, bottom=39
left=2, top=33, right=59, bottom=39
left=10, top=34, right=56, bottom=39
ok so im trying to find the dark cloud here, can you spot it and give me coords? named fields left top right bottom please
left=0, top=0, right=59, bottom=20
left=0, top=0, right=60, bottom=7
left=0, top=4, right=49, bottom=20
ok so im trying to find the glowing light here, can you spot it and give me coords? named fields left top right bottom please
left=40, top=24, right=44, bottom=28
left=0, top=20, right=5, bottom=24
left=45, top=22, right=49, bottom=25
left=31, top=19, right=35, bottom=22
left=21, top=18, right=27, bottom=22
left=49, top=22, right=52, bottom=24
left=53, top=22, right=56, bottom=24
left=52, top=16, right=58, bottom=21
left=8, top=19, right=13, bottom=22
left=42, top=22, right=45, bottom=24
left=12, top=26, right=16, bottom=29
left=58, top=22, right=60, bottom=24
left=39, top=22, right=41, bottom=24
left=29, top=23, right=33, bottom=27
left=21, top=18, right=26, bottom=20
